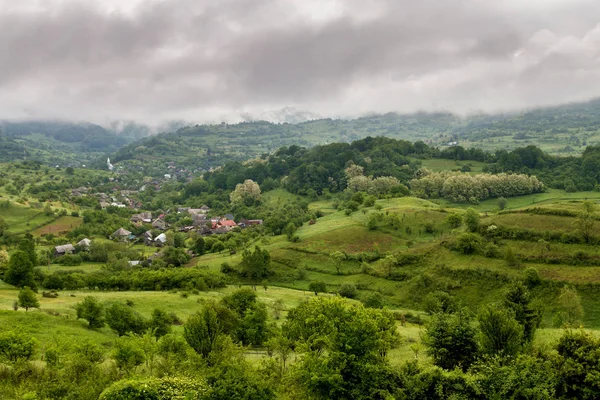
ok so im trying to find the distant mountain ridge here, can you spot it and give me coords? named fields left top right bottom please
left=3, top=98, right=600, bottom=166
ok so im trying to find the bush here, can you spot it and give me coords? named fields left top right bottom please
left=363, top=195, right=377, bottom=207
left=455, top=233, right=482, bottom=254
left=99, top=377, right=207, bottom=400
left=58, top=254, right=82, bottom=266
left=363, top=292, right=384, bottom=309
left=424, top=291, right=458, bottom=315
left=483, top=243, right=500, bottom=258
left=523, top=267, right=542, bottom=288
left=105, top=302, right=147, bottom=336
left=338, top=284, right=357, bottom=299
left=308, top=281, right=327, bottom=295
left=446, top=214, right=462, bottom=228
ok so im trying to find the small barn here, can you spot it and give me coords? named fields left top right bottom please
left=54, top=244, right=75, bottom=257
left=76, top=238, right=92, bottom=250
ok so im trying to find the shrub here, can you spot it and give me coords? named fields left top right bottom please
left=338, top=284, right=357, bottom=299
left=483, top=243, right=500, bottom=258
left=363, top=292, right=384, bottom=309
left=424, top=291, right=458, bottom=314
left=446, top=214, right=462, bottom=228
left=523, top=268, right=542, bottom=288
left=58, top=254, right=82, bottom=266
left=105, top=302, right=147, bottom=336
left=455, top=233, right=482, bottom=254
left=308, top=281, right=327, bottom=295
left=363, top=195, right=377, bottom=207
left=0, top=331, right=36, bottom=363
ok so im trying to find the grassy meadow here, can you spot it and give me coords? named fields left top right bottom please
left=4, top=184, right=600, bottom=369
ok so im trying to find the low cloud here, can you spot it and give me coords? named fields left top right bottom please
left=1, top=0, right=600, bottom=125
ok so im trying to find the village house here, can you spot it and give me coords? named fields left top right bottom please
left=152, top=218, right=167, bottom=230
left=191, top=213, right=208, bottom=226
left=112, top=228, right=133, bottom=241
left=54, top=244, right=75, bottom=257
left=240, top=219, right=263, bottom=227
left=218, top=219, right=238, bottom=231
left=130, top=212, right=152, bottom=224
left=142, top=231, right=153, bottom=245
left=76, top=238, right=91, bottom=250
left=154, top=233, right=168, bottom=247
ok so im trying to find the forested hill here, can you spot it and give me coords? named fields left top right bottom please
left=113, top=98, right=600, bottom=169
left=0, top=120, right=135, bottom=165
left=4, top=97, right=600, bottom=167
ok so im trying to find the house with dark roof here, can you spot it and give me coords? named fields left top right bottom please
left=152, top=218, right=167, bottom=230
left=142, top=231, right=153, bottom=245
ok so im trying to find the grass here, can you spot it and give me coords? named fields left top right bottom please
left=31, top=215, right=82, bottom=236
left=0, top=201, right=56, bottom=234
left=438, top=189, right=600, bottom=212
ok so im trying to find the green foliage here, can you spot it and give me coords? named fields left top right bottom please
left=497, top=196, right=508, bottom=210
left=504, top=283, right=541, bottom=343
left=555, top=285, right=584, bottom=327
left=192, top=236, right=206, bottom=256
left=471, top=354, right=557, bottom=399
left=554, top=330, right=600, bottom=399
left=17, top=286, right=40, bottom=312
left=284, top=297, right=400, bottom=399
left=230, top=179, right=261, bottom=206
left=18, top=238, right=37, bottom=266
left=363, top=292, right=385, bottom=309
left=478, top=305, right=523, bottom=357
left=100, top=377, right=208, bottom=400
left=455, top=233, right=482, bottom=254
left=112, top=335, right=145, bottom=373
left=338, top=283, right=358, bottom=299
left=161, top=247, right=191, bottom=267
left=464, top=208, right=480, bottom=232
left=184, top=304, right=224, bottom=361
left=504, top=247, right=521, bottom=268
left=411, top=171, right=544, bottom=203
left=363, top=195, right=376, bottom=207
left=206, top=364, right=275, bottom=400
left=445, top=213, right=462, bottom=228
left=240, top=246, right=271, bottom=279
left=423, top=291, right=458, bottom=315
left=5, top=250, right=36, bottom=289
left=222, top=288, right=269, bottom=346
left=0, top=330, right=36, bottom=363
left=76, top=296, right=105, bottom=329
left=58, top=253, right=82, bottom=266
left=105, top=302, right=147, bottom=336
left=423, top=309, right=478, bottom=371
left=149, top=309, right=173, bottom=339
left=308, top=280, right=327, bottom=295
left=523, top=267, right=542, bottom=288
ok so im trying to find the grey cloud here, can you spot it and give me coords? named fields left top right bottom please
left=0, top=0, right=599, bottom=124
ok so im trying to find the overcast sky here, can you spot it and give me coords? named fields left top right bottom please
left=1, top=0, right=600, bottom=125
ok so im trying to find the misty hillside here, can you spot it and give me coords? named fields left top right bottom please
left=3, top=97, right=600, bottom=168
left=0, top=120, right=136, bottom=165
left=111, top=98, right=600, bottom=169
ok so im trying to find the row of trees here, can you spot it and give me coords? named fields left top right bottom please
left=411, top=170, right=544, bottom=203
left=5, top=288, right=600, bottom=399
